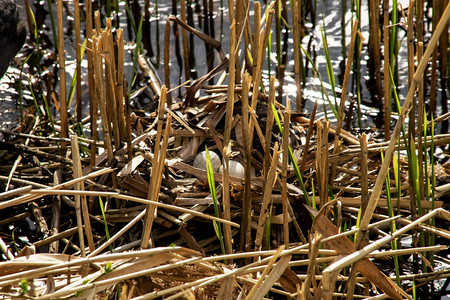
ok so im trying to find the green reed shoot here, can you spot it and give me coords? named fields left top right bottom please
left=390, top=0, right=399, bottom=87
left=29, top=5, right=42, bottom=75
left=99, top=197, right=113, bottom=253
left=68, top=39, right=87, bottom=107
left=311, top=177, right=316, bottom=210
left=265, top=203, right=273, bottom=250
left=320, top=21, right=338, bottom=110
left=353, top=0, right=362, bottom=129
left=106, top=0, right=111, bottom=18
left=18, top=54, right=33, bottom=123
left=47, top=0, right=58, bottom=49
left=300, top=44, right=337, bottom=119
left=272, top=103, right=310, bottom=206
left=393, top=150, right=401, bottom=212
left=381, top=150, right=400, bottom=286
left=128, top=10, right=144, bottom=96
left=205, top=147, right=226, bottom=257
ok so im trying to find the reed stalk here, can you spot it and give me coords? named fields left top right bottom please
left=417, top=42, right=425, bottom=204
left=292, top=0, right=302, bottom=111
left=93, top=35, right=114, bottom=162
left=282, top=100, right=290, bottom=248
left=430, top=2, right=439, bottom=114
left=254, top=143, right=280, bottom=252
left=141, top=86, right=170, bottom=249
left=249, top=3, right=275, bottom=145
left=407, top=1, right=416, bottom=140
left=116, top=29, right=126, bottom=143
left=369, top=0, right=382, bottom=108
left=102, top=20, right=121, bottom=148
left=390, top=0, right=399, bottom=92
left=240, top=72, right=252, bottom=253
left=74, top=0, right=82, bottom=123
left=264, top=77, right=276, bottom=178
left=353, top=0, right=362, bottom=129
left=180, top=0, right=191, bottom=81
left=164, top=18, right=172, bottom=105
left=383, top=0, right=391, bottom=140
left=381, top=150, right=401, bottom=286
left=57, top=0, right=67, bottom=152
left=252, top=2, right=260, bottom=71
left=85, top=0, right=97, bottom=167
left=70, top=135, right=87, bottom=258
left=222, top=20, right=236, bottom=256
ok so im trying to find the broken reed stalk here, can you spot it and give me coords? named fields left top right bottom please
left=116, top=29, right=127, bottom=143
left=317, top=120, right=329, bottom=205
left=241, top=72, right=252, bottom=252
left=302, top=232, right=322, bottom=298
left=292, top=0, right=302, bottom=111
left=57, top=0, right=67, bottom=151
left=359, top=134, right=369, bottom=215
left=70, top=135, right=87, bottom=258
left=250, top=2, right=275, bottom=129
left=222, top=20, right=236, bottom=256
left=232, top=0, right=242, bottom=83
left=141, top=86, right=170, bottom=249
left=282, top=100, right=290, bottom=248
left=70, top=135, right=95, bottom=253
left=95, top=10, right=101, bottom=33
left=74, top=0, right=82, bottom=123
left=239, top=0, right=252, bottom=73
left=356, top=0, right=450, bottom=252
left=383, top=0, right=391, bottom=140
left=252, top=2, right=261, bottom=70
left=103, top=20, right=121, bottom=148
left=86, top=0, right=97, bottom=168
left=255, top=143, right=280, bottom=252
left=300, top=100, right=317, bottom=174
left=264, top=76, right=276, bottom=178
left=93, top=36, right=114, bottom=162
left=330, top=19, right=358, bottom=182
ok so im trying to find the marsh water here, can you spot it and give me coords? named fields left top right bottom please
left=0, top=0, right=447, bottom=135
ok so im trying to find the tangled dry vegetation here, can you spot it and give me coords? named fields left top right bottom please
left=0, top=1, right=450, bottom=299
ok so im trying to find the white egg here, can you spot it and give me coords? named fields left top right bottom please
left=219, top=160, right=245, bottom=178
left=193, top=150, right=221, bottom=172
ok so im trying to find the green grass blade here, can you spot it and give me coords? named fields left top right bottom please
left=205, top=147, right=226, bottom=257
left=271, top=103, right=310, bottom=206
left=99, top=197, right=113, bottom=253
